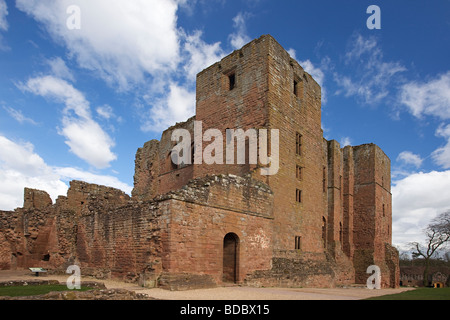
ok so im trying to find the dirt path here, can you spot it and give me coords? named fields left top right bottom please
left=0, top=270, right=413, bottom=300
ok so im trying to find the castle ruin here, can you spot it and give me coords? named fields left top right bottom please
left=0, top=35, right=399, bottom=289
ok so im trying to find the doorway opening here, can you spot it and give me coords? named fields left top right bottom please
left=223, top=233, right=239, bottom=283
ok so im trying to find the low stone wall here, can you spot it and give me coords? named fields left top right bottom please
left=0, top=279, right=150, bottom=300
left=245, top=251, right=337, bottom=288
left=0, top=288, right=151, bottom=300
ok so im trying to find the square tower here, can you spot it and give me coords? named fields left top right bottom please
left=194, top=35, right=325, bottom=252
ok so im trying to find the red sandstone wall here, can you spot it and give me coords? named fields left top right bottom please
left=263, top=36, right=327, bottom=255
left=161, top=175, right=274, bottom=285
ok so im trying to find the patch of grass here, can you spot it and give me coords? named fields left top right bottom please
left=367, top=287, right=450, bottom=300
left=0, top=284, right=90, bottom=297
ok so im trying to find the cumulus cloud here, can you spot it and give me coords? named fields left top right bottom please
left=398, top=72, right=450, bottom=169
left=392, top=170, right=450, bottom=249
left=340, top=137, right=352, bottom=147
left=20, top=75, right=117, bottom=169
left=229, top=12, right=251, bottom=50
left=54, top=167, right=132, bottom=195
left=396, top=151, right=423, bottom=169
left=0, top=135, right=131, bottom=211
left=14, top=0, right=236, bottom=132
left=399, top=71, right=450, bottom=120
left=300, top=59, right=327, bottom=103
left=141, top=82, right=196, bottom=132
left=183, top=30, right=225, bottom=81
left=0, top=136, right=67, bottom=210
left=432, top=123, right=450, bottom=169
left=16, top=0, right=181, bottom=90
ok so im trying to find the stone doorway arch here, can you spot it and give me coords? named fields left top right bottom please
left=223, top=233, right=239, bottom=283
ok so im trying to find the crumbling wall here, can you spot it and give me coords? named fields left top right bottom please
left=132, top=117, right=196, bottom=203
left=158, top=174, right=274, bottom=289
left=75, top=199, right=164, bottom=283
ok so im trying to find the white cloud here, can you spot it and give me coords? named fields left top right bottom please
left=0, top=136, right=68, bottom=210
left=432, top=123, right=450, bottom=169
left=141, top=82, right=196, bottom=132
left=399, top=71, right=450, bottom=120
left=340, top=137, right=352, bottom=147
left=96, top=104, right=114, bottom=120
left=335, top=34, right=406, bottom=105
left=229, top=12, right=251, bottom=50
left=46, top=57, right=75, bottom=82
left=20, top=75, right=117, bottom=169
left=3, top=106, right=38, bottom=125
left=0, top=0, right=8, bottom=31
left=300, top=59, right=327, bottom=104
left=287, top=48, right=297, bottom=60
left=0, top=135, right=131, bottom=211
left=396, top=151, right=423, bottom=169
left=15, top=0, right=230, bottom=132
left=54, top=167, right=132, bottom=195
left=183, top=30, right=225, bottom=81
left=16, top=0, right=181, bottom=90
left=398, top=72, right=450, bottom=170
left=59, top=116, right=117, bottom=169
left=392, top=170, right=450, bottom=250
left=300, top=59, right=325, bottom=87
left=344, top=34, right=377, bottom=61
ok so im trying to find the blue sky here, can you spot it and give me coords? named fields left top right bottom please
left=0, top=0, right=449, bottom=251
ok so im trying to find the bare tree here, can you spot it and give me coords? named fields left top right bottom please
left=410, top=211, right=450, bottom=286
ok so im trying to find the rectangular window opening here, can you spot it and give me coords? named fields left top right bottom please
left=296, top=133, right=302, bottom=156
left=296, top=189, right=302, bottom=203
left=295, top=236, right=302, bottom=250
left=296, top=165, right=303, bottom=181
left=229, top=73, right=236, bottom=90
left=294, top=78, right=303, bottom=98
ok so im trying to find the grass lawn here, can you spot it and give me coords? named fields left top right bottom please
left=367, top=287, right=450, bottom=300
left=0, top=284, right=91, bottom=297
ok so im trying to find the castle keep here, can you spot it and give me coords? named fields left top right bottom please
left=0, top=35, right=399, bottom=289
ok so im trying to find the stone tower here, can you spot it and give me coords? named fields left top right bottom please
left=132, top=35, right=399, bottom=287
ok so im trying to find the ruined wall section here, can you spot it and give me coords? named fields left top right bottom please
left=132, top=139, right=160, bottom=201
left=0, top=182, right=135, bottom=274
left=132, top=117, right=195, bottom=201
left=158, top=174, right=274, bottom=289
left=0, top=188, right=59, bottom=270
left=75, top=199, right=165, bottom=282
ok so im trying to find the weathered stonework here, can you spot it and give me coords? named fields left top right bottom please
left=0, top=35, right=399, bottom=289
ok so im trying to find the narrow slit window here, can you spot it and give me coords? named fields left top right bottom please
left=229, top=73, right=236, bottom=90
left=295, top=236, right=302, bottom=250
left=296, top=189, right=302, bottom=203
left=296, top=133, right=302, bottom=156
left=296, top=165, right=303, bottom=181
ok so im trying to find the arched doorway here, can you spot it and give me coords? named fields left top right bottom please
left=223, top=233, right=239, bottom=283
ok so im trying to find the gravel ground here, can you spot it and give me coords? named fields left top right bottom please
left=0, top=270, right=413, bottom=300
